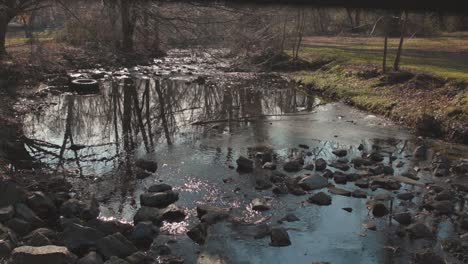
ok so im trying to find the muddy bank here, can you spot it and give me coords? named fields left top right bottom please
left=290, top=64, right=468, bottom=144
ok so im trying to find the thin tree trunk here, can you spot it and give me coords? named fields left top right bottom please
left=355, top=9, right=361, bottom=28
left=383, top=34, right=388, bottom=73
left=120, top=0, right=134, bottom=52
left=393, top=11, right=408, bottom=71
left=0, top=15, right=9, bottom=56
left=346, top=8, right=355, bottom=28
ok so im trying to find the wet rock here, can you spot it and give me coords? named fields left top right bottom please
left=187, top=223, right=208, bottom=245
left=332, top=149, right=347, bottom=157
left=346, top=173, right=361, bottom=182
left=393, top=212, right=412, bottom=225
left=333, top=172, right=347, bottom=184
left=96, top=233, right=137, bottom=259
left=368, top=152, right=384, bottom=162
left=272, top=184, right=288, bottom=195
left=157, top=255, right=184, bottom=264
left=355, top=179, right=369, bottom=188
left=251, top=198, right=271, bottom=211
left=308, top=192, right=332, bottom=206
left=6, top=218, right=31, bottom=236
left=150, top=244, right=171, bottom=256
left=254, top=223, right=271, bottom=239
left=0, top=223, right=17, bottom=245
left=255, top=178, right=272, bottom=190
left=372, top=203, right=389, bottom=218
left=62, top=223, right=105, bottom=254
left=283, top=161, right=302, bottom=172
left=406, top=223, right=433, bottom=239
left=328, top=187, right=351, bottom=197
left=315, top=159, right=327, bottom=171
left=135, top=168, right=152, bottom=180
left=362, top=220, right=377, bottom=231
left=24, top=228, right=57, bottom=242
left=140, top=191, right=179, bottom=208
left=351, top=157, right=372, bottom=168
left=298, top=175, right=328, bottom=190
left=460, top=213, right=468, bottom=230
left=351, top=189, right=367, bottom=198
left=280, top=213, right=299, bottom=222
left=397, top=192, right=414, bottom=201
left=86, top=219, right=133, bottom=237
left=0, top=181, right=27, bottom=208
left=426, top=200, right=454, bottom=215
left=24, top=232, right=51, bottom=247
left=130, top=222, right=159, bottom=247
left=322, top=169, right=333, bottom=178
left=197, top=206, right=229, bottom=225
left=26, top=192, right=56, bottom=218
left=434, top=190, right=452, bottom=201
left=160, top=204, right=186, bottom=222
left=269, top=171, right=287, bottom=183
left=413, top=146, right=428, bottom=159
left=453, top=162, right=468, bottom=175
left=134, top=207, right=162, bottom=225
left=433, top=166, right=448, bottom=177
left=125, top=251, right=152, bottom=264
left=0, top=239, right=12, bottom=259
left=432, top=154, right=449, bottom=169
left=14, top=203, right=44, bottom=228
left=236, top=156, right=254, bottom=172
left=104, top=256, right=129, bottom=264
left=60, top=198, right=99, bottom=220
left=269, top=226, right=291, bottom=247
left=414, top=249, right=444, bottom=264
left=382, top=166, right=394, bottom=175
left=0, top=205, right=14, bottom=222
left=11, top=245, right=77, bottom=264
left=78, top=251, right=104, bottom=264
left=148, top=184, right=172, bottom=193
left=330, top=161, right=350, bottom=171
left=342, top=207, right=352, bottom=212
left=303, top=164, right=315, bottom=171
left=371, top=177, right=401, bottom=190
left=135, top=159, right=158, bottom=173
left=369, top=164, right=384, bottom=175
left=262, top=162, right=277, bottom=170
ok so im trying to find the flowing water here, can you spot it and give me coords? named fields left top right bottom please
left=20, top=50, right=467, bottom=264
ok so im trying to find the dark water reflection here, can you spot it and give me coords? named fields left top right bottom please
left=22, top=70, right=438, bottom=264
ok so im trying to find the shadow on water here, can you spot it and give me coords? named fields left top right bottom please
left=19, top=62, right=466, bottom=263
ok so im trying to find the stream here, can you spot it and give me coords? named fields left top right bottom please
left=18, top=49, right=468, bottom=264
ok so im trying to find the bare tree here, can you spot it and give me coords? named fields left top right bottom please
left=393, top=11, right=408, bottom=71
left=0, top=0, right=47, bottom=56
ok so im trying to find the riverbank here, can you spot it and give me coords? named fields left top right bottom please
left=290, top=62, right=468, bottom=144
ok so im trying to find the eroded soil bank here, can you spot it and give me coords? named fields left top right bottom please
left=0, top=49, right=467, bottom=264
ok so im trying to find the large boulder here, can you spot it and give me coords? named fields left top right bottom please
left=86, top=219, right=133, bottom=237
left=236, top=156, right=254, bottom=172
left=60, top=198, right=99, bottom=220
left=187, top=223, right=208, bottom=245
left=96, top=233, right=137, bottom=260
left=78, top=251, right=104, bottom=264
left=332, top=149, right=347, bottom=157
left=283, top=161, right=302, bottom=172
left=135, top=159, right=158, bottom=173
left=26, top=192, right=56, bottom=218
left=11, top=245, right=77, bottom=264
left=140, top=191, right=179, bottom=208
left=0, top=205, right=15, bottom=222
left=61, top=223, right=105, bottom=254
left=298, top=175, right=328, bottom=190
left=406, top=223, right=433, bottom=239
left=133, top=207, right=162, bottom=225
left=315, top=158, right=327, bottom=171
left=129, top=222, right=159, bottom=248
left=0, top=239, right=12, bottom=259
left=14, top=203, right=44, bottom=228
left=0, top=181, right=26, bottom=208
left=148, top=184, right=172, bottom=193
left=269, top=226, right=291, bottom=247
left=307, top=192, right=331, bottom=206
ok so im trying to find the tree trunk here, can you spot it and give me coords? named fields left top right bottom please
left=383, top=34, right=388, bottom=73
left=355, top=9, right=361, bottom=27
left=346, top=8, right=355, bottom=28
left=393, top=11, right=408, bottom=71
left=0, top=14, right=9, bottom=56
left=120, top=0, right=134, bottom=52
